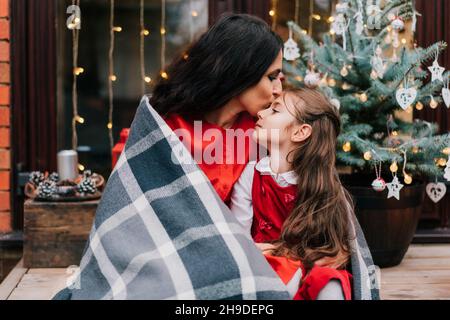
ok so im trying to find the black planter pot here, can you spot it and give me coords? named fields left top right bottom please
left=341, top=175, right=426, bottom=268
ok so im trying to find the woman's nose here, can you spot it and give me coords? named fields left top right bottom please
left=272, top=75, right=283, bottom=97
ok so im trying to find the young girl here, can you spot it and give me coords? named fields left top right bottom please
left=230, top=88, right=355, bottom=300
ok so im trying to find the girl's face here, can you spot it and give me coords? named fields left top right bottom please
left=253, top=93, right=312, bottom=149
left=236, top=51, right=284, bottom=116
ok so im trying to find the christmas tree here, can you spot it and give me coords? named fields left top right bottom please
left=283, top=0, right=450, bottom=199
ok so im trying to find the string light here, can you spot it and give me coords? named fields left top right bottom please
left=340, top=65, right=349, bottom=77
left=402, top=151, right=412, bottom=184
left=327, top=16, right=334, bottom=23
left=329, top=28, right=336, bottom=35
left=69, top=0, right=82, bottom=151
left=412, top=146, right=419, bottom=154
left=364, top=151, right=372, bottom=161
left=392, top=131, right=398, bottom=136
left=390, top=161, right=398, bottom=173
left=342, top=82, right=351, bottom=90
left=438, top=158, right=447, bottom=167
left=430, top=95, right=438, bottom=109
left=360, top=93, right=368, bottom=102
left=191, top=10, right=198, bottom=17
left=443, top=147, right=450, bottom=155
left=415, top=101, right=424, bottom=110
left=343, top=142, right=351, bottom=152
left=140, top=0, right=150, bottom=95
left=312, top=14, right=321, bottom=21
left=108, top=0, right=118, bottom=153
left=270, top=0, right=278, bottom=30
left=328, top=78, right=336, bottom=87
left=160, top=0, right=167, bottom=79
left=78, top=164, right=85, bottom=171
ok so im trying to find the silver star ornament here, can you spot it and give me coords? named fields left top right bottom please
left=386, top=175, right=404, bottom=200
left=428, top=60, right=445, bottom=82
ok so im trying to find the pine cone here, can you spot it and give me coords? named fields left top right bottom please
left=77, top=178, right=97, bottom=195
left=29, top=171, right=45, bottom=187
left=37, top=180, right=57, bottom=199
left=83, top=170, right=92, bottom=178
left=49, top=172, right=60, bottom=183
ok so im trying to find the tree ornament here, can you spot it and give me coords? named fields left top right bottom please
left=386, top=174, right=404, bottom=200
left=444, top=157, right=450, bottom=182
left=354, top=1, right=364, bottom=35
left=426, top=180, right=447, bottom=203
left=442, top=79, right=450, bottom=108
left=304, top=70, right=321, bottom=88
left=283, top=26, right=300, bottom=61
left=330, top=98, right=340, bottom=110
left=396, top=86, right=417, bottom=110
left=371, top=45, right=385, bottom=79
left=366, top=0, right=382, bottom=30
left=372, top=161, right=386, bottom=192
left=428, top=49, right=445, bottom=82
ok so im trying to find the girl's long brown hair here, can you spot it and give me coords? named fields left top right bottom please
left=271, top=88, right=356, bottom=271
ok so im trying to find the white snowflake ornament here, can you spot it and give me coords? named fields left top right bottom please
left=304, top=70, right=321, bottom=88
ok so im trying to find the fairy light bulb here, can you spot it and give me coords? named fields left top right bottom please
left=430, top=96, right=438, bottom=109
left=390, top=161, right=398, bottom=173
left=343, top=142, right=351, bottom=153
left=370, top=70, right=378, bottom=79
left=415, top=101, right=424, bottom=110
left=269, top=10, right=275, bottom=17
left=342, top=82, right=350, bottom=90
left=141, top=29, right=150, bottom=36
left=191, top=10, right=198, bottom=17
left=328, top=78, right=336, bottom=87
left=113, top=26, right=122, bottom=32
left=161, top=71, right=169, bottom=79
left=392, top=131, right=398, bottom=136
left=329, top=28, right=336, bottom=35
left=412, top=146, right=419, bottom=154
left=74, top=67, right=84, bottom=76
left=78, top=164, right=85, bottom=171
left=144, top=76, right=152, bottom=83
left=75, top=115, right=85, bottom=124
left=401, top=38, right=407, bottom=45
left=360, top=93, right=368, bottom=102
left=107, top=122, right=113, bottom=129
left=110, top=75, right=117, bottom=82
left=404, top=173, right=412, bottom=184
left=363, top=151, right=372, bottom=161
left=312, top=14, right=321, bottom=21
left=438, top=158, right=448, bottom=167
left=295, top=76, right=303, bottom=82
left=327, top=16, right=335, bottom=23
left=160, top=28, right=166, bottom=35
left=443, top=147, right=450, bottom=155
left=340, top=65, right=349, bottom=77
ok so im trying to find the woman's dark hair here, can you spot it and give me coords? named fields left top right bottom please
left=150, top=14, right=283, bottom=118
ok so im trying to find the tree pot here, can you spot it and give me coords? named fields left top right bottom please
left=342, top=175, right=425, bottom=268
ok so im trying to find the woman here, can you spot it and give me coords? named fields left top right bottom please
left=150, top=14, right=284, bottom=204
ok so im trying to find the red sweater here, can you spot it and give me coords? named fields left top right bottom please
left=265, top=254, right=352, bottom=300
left=164, top=112, right=256, bottom=204
left=251, top=168, right=298, bottom=243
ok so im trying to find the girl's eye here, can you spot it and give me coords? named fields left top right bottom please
left=271, top=108, right=278, bottom=113
left=268, top=75, right=276, bottom=81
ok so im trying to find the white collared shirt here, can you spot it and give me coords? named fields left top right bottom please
left=229, top=156, right=298, bottom=236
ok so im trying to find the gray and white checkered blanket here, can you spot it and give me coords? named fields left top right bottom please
left=53, top=96, right=379, bottom=300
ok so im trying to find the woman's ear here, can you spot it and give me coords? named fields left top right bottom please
left=291, top=123, right=312, bottom=143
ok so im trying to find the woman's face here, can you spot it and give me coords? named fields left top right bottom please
left=237, top=50, right=284, bottom=117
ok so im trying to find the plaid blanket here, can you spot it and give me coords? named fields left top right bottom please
left=53, top=96, right=379, bottom=300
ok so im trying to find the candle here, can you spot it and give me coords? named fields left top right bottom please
left=57, top=150, right=79, bottom=181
